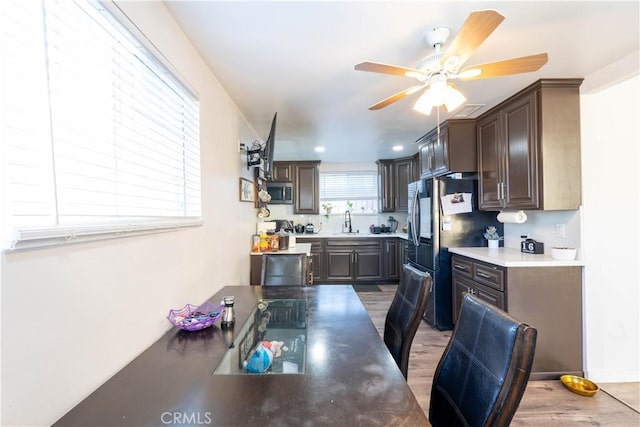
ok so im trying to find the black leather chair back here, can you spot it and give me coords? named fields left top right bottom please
left=383, top=263, right=431, bottom=379
left=261, top=254, right=306, bottom=286
left=429, top=294, right=537, bottom=427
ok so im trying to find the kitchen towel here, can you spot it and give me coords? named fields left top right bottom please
left=497, top=210, right=528, bottom=224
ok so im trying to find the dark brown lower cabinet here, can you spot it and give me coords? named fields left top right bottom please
left=451, top=254, right=583, bottom=381
left=296, top=237, right=402, bottom=285
left=325, top=239, right=384, bottom=282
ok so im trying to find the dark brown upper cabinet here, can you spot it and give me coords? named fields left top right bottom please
left=477, top=79, right=583, bottom=211
left=377, top=154, right=418, bottom=213
left=293, top=161, right=320, bottom=214
left=417, top=119, right=477, bottom=178
left=272, top=160, right=320, bottom=214
left=271, top=163, right=292, bottom=182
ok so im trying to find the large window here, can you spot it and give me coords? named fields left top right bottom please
left=1, top=0, right=201, bottom=250
left=319, top=171, right=378, bottom=214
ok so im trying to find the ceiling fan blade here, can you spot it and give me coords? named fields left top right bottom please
left=459, top=53, right=548, bottom=80
left=440, top=10, right=505, bottom=73
left=355, top=61, right=424, bottom=78
left=368, top=85, right=425, bottom=110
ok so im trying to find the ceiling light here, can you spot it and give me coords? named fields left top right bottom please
left=392, top=145, right=403, bottom=151
left=314, top=146, right=325, bottom=153
left=413, top=75, right=466, bottom=115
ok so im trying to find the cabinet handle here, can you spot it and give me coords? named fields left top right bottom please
left=477, top=272, right=491, bottom=279
left=501, top=182, right=506, bottom=200
left=497, top=182, right=501, bottom=200
left=453, top=264, right=467, bottom=271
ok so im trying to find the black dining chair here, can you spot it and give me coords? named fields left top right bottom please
left=429, top=294, right=537, bottom=427
left=383, top=263, right=431, bottom=379
left=261, top=254, right=307, bottom=286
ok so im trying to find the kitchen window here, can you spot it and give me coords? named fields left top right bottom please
left=319, top=171, right=378, bottom=214
left=1, top=0, right=201, bottom=250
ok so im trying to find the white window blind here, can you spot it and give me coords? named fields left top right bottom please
left=1, top=0, right=201, bottom=250
left=319, top=171, right=378, bottom=201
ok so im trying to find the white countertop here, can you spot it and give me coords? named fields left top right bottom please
left=251, top=243, right=311, bottom=256
left=449, top=247, right=585, bottom=267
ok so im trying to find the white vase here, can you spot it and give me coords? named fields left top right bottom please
left=488, top=239, right=499, bottom=249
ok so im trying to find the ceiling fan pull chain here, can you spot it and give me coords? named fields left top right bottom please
left=437, top=105, right=441, bottom=145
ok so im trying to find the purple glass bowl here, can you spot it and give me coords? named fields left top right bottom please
left=167, top=301, right=223, bottom=331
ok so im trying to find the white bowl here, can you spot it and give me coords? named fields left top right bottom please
left=551, top=247, right=577, bottom=260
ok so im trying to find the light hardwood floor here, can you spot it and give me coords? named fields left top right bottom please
left=358, top=285, right=640, bottom=426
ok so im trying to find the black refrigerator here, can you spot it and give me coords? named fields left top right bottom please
left=407, top=175, right=502, bottom=331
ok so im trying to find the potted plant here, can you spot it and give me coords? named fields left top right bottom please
left=483, top=226, right=503, bottom=248
left=346, top=200, right=354, bottom=212
left=322, top=202, right=332, bottom=219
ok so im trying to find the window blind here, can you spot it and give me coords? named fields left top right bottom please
left=1, top=0, right=201, bottom=250
left=319, top=171, right=378, bottom=201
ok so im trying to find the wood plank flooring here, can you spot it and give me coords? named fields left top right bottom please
left=358, top=285, right=640, bottom=426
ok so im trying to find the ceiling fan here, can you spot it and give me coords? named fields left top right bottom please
left=354, top=10, right=548, bottom=114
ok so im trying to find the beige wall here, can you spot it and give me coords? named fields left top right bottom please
left=0, top=2, right=259, bottom=425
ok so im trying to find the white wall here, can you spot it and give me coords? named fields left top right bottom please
left=0, top=2, right=259, bottom=426
left=580, top=63, right=640, bottom=382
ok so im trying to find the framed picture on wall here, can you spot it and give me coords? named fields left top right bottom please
left=239, top=178, right=254, bottom=202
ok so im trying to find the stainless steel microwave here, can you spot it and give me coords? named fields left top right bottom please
left=266, top=182, right=294, bottom=204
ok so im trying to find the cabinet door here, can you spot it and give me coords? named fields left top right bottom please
left=294, top=163, right=319, bottom=214
left=431, top=127, right=448, bottom=176
left=354, top=248, right=384, bottom=280
left=418, top=141, right=431, bottom=178
left=452, top=274, right=474, bottom=323
left=394, top=158, right=412, bottom=212
left=326, top=250, right=353, bottom=280
left=452, top=274, right=504, bottom=323
left=502, top=92, right=539, bottom=209
left=384, top=239, right=401, bottom=281
left=377, top=160, right=395, bottom=212
left=473, top=281, right=505, bottom=312
left=477, top=112, right=502, bottom=210
left=271, top=162, right=292, bottom=182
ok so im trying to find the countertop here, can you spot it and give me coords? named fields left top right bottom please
left=54, top=285, right=429, bottom=426
left=449, top=247, right=585, bottom=267
left=251, top=242, right=311, bottom=255
left=296, top=231, right=409, bottom=240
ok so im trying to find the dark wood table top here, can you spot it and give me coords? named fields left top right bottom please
left=54, top=285, right=429, bottom=426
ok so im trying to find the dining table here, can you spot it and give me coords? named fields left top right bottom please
left=54, top=285, right=430, bottom=426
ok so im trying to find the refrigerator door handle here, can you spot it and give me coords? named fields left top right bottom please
left=411, top=186, right=420, bottom=246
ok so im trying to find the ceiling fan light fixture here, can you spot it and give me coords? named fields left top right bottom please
left=413, top=80, right=466, bottom=115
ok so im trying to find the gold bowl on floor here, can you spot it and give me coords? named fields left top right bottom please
left=560, top=375, right=599, bottom=397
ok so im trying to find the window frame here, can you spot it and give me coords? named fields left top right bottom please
left=2, top=0, right=203, bottom=251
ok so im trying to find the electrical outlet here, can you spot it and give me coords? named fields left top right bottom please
left=556, top=223, right=566, bottom=239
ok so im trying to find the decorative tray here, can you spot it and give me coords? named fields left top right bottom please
left=167, top=301, right=224, bottom=331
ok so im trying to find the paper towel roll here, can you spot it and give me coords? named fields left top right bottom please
left=497, top=210, right=528, bottom=224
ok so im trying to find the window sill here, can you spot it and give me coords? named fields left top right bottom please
left=6, top=219, right=203, bottom=252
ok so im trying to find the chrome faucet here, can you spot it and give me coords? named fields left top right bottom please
left=344, top=210, right=352, bottom=233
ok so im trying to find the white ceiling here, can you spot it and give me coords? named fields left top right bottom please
left=163, top=1, right=639, bottom=163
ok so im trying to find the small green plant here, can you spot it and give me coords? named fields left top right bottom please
left=483, top=226, right=503, bottom=240
left=321, top=202, right=332, bottom=219
left=346, top=200, right=354, bottom=212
